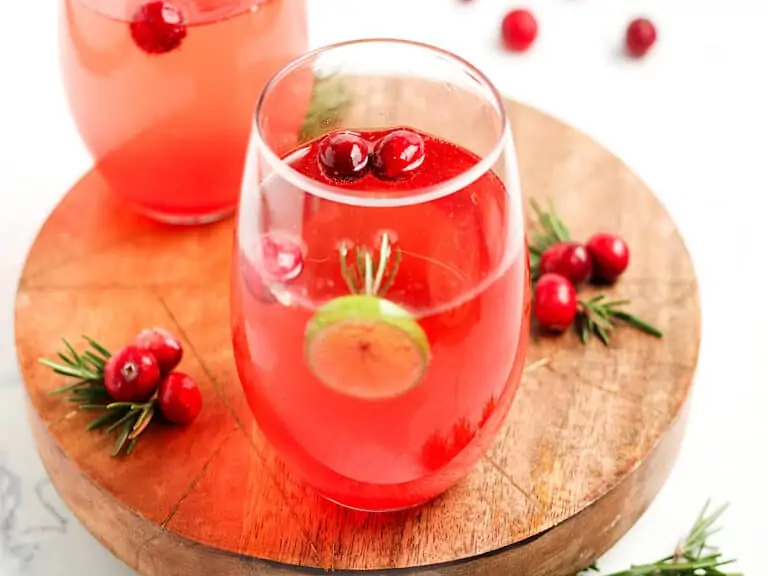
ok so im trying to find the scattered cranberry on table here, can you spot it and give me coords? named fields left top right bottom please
left=586, top=232, right=630, bottom=283
left=130, top=1, right=187, bottom=55
left=625, top=17, right=657, bottom=58
left=158, top=372, right=204, bottom=425
left=501, top=9, right=538, bottom=53
left=533, top=273, right=578, bottom=331
left=40, top=325, right=204, bottom=457
left=539, top=241, right=593, bottom=287
left=103, top=345, right=161, bottom=402
left=134, top=327, right=183, bottom=374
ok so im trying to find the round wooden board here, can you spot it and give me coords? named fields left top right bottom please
left=15, top=80, right=700, bottom=576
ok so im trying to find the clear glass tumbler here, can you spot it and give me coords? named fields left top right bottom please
left=231, top=39, right=531, bottom=511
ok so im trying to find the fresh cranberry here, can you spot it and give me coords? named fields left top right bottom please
left=533, top=273, right=577, bottom=331
left=260, top=234, right=305, bottom=281
left=133, top=328, right=183, bottom=374
left=317, top=131, right=370, bottom=181
left=240, top=235, right=304, bottom=303
left=371, top=129, right=426, bottom=180
left=130, top=1, right=187, bottom=55
left=501, top=9, right=538, bottom=53
left=539, top=241, right=593, bottom=287
left=625, top=18, right=657, bottom=58
left=157, top=372, right=203, bottom=425
left=586, top=233, right=630, bottom=283
left=103, top=345, right=161, bottom=402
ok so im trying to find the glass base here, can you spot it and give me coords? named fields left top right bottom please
left=320, top=493, right=431, bottom=513
left=137, top=206, right=235, bottom=226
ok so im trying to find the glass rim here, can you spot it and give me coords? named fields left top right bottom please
left=252, top=38, right=511, bottom=208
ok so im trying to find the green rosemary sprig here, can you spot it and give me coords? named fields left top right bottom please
left=298, top=74, right=352, bottom=143
left=582, top=501, right=741, bottom=576
left=339, top=232, right=401, bottom=297
left=577, top=295, right=663, bottom=345
left=528, top=198, right=571, bottom=280
left=39, top=336, right=156, bottom=457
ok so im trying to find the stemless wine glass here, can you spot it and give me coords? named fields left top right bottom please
left=231, top=39, right=531, bottom=512
left=59, top=0, right=309, bottom=224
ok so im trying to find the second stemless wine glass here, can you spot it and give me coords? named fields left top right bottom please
left=231, top=39, right=530, bottom=511
left=59, top=0, right=309, bottom=224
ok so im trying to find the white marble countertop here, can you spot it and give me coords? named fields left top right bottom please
left=1, top=0, right=766, bottom=574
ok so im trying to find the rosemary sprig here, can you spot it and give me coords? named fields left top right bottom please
left=528, top=198, right=571, bottom=280
left=577, top=295, right=663, bottom=345
left=582, top=501, right=741, bottom=576
left=39, top=336, right=157, bottom=457
left=298, top=74, right=352, bottom=143
left=339, top=233, right=401, bottom=297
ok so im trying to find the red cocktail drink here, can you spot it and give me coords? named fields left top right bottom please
left=232, top=41, right=530, bottom=511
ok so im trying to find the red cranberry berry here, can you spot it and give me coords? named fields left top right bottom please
left=533, top=273, right=577, bottom=331
left=540, top=241, right=593, bottom=287
left=625, top=18, right=657, bottom=58
left=317, top=131, right=370, bottom=181
left=371, top=129, right=426, bottom=180
left=158, top=372, right=203, bottom=425
left=133, top=328, right=183, bottom=374
left=260, top=234, right=305, bottom=282
left=103, top=345, right=162, bottom=402
left=130, top=1, right=187, bottom=55
left=240, top=235, right=304, bottom=303
left=586, top=233, right=630, bottom=283
left=501, top=9, right=538, bottom=53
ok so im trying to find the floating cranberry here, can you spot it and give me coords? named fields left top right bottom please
left=157, top=372, right=203, bottom=425
left=625, top=18, right=657, bottom=58
left=260, top=234, right=305, bottom=282
left=371, top=129, right=426, bottom=180
left=586, top=233, right=630, bottom=283
left=241, top=235, right=304, bottom=303
left=103, top=345, right=162, bottom=402
left=533, top=273, right=577, bottom=331
left=130, top=1, right=187, bottom=55
left=317, top=131, right=370, bottom=181
left=133, top=328, right=183, bottom=374
left=501, top=9, right=538, bottom=53
left=540, top=241, right=593, bottom=287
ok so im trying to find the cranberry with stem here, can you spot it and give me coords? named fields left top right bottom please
left=586, top=233, right=630, bottom=283
left=103, top=345, right=162, bottom=402
left=625, top=17, right=657, bottom=58
left=371, top=129, right=426, bottom=180
left=158, top=372, right=203, bottom=425
left=501, top=9, right=538, bottom=53
left=533, top=273, right=577, bottom=331
left=317, top=131, right=370, bottom=181
left=539, top=241, right=593, bottom=287
left=134, top=327, right=183, bottom=374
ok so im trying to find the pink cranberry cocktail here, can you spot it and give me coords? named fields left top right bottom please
left=60, top=0, right=309, bottom=224
left=231, top=40, right=531, bottom=511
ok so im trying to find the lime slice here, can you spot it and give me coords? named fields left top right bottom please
left=305, top=295, right=430, bottom=399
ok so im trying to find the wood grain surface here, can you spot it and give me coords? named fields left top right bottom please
left=14, top=77, right=700, bottom=576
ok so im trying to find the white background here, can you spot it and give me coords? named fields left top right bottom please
left=1, top=0, right=766, bottom=574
